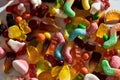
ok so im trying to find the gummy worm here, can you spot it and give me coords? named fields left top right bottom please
left=82, top=0, right=90, bottom=10
left=55, top=32, right=65, bottom=44
left=87, top=22, right=98, bottom=36
left=103, top=23, right=120, bottom=48
left=63, top=0, right=75, bottom=18
left=63, top=47, right=72, bottom=64
left=0, top=0, right=14, bottom=13
left=54, top=44, right=64, bottom=60
left=102, top=60, right=115, bottom=76
left=69, top=28, right=86, bottom=41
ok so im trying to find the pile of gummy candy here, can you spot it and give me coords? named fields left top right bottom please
left=0, top=0, right=120, bottom=80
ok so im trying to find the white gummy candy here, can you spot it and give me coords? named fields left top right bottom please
left=84, top=73, right=100, bottom=80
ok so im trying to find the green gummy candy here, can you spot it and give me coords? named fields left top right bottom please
left=103, top=34, right=117, bottom=48
left=92, top=13, right=99, bottom=20
left=78, top=24, right=86, bottom=29
left=103, top=34, right=109, bottom=41
left=102, top=60, right=115, bottom=76
left=64, top=2, right=75, bottom=18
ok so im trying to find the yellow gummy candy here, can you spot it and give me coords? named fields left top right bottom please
left=18, top=20, right=31, bottom=34
left=17, top=33, right=27, bottom=41
left=27, top=46, right=40, bottom=64
left=8, top=25, right=21, bottom=39
left=51, top=66, right=62, bottom=77
left=58, top=65, right=71, bottom=80
left=72, top=17, right=90, bottom=27
left=96, top=23, right=109, bottom=38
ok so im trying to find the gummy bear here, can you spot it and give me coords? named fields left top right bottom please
left=96, top=23, right=109, bottom=38
left=8, top=25, right=22, bottom=39
left=18, top=19, right=31, bottom=34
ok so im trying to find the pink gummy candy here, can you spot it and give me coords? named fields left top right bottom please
left=110, top=56, right=120, bottom=69
left=12, top=59, right=29, bottom=75
left=0, top=47, right=5, bottom=59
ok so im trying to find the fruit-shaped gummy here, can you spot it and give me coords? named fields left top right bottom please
left=4, top=52, right=16, bottom=73
left=96, top=23, right=109, bottom=38
left=58, top=65, right=71, bottom=80
left=8, top=25, right=22, bottom=39
left=27, top=46, right=41, bottom=64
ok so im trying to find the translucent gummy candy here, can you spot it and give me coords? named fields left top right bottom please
left=96, top=23, right=109, bottom=38
left=8, top=25, right=22, bottom=39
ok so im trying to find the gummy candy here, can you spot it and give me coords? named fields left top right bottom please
left=8, top=25, right=21, bottom=39
left=30, top=4, right=49, bottom=18
left=72, top=17, right=90, bottom=27
left=1, top=0, right=120, bottom=79
left=58, top=65, right=71, bottom=80
left=0, top=24, right=8, bottom=35
left=96, top=23, right=109, bottom=38
left=36, top=60, right=51, bottom=71
left=6, top=14, right=16, bottom=27
left=27, top=46, right=41, bottom=64
left=51, top=66, right=62, bottom=77
left=38, top=71, right=55, bottom=80
left=29, top=64, right=37, bottom=77
left=18, top=19, right=31, bottom=34
left=4, top=52, right=16, bottom=73
left=88, top=52, right=102, bottom=73
left=44, top=54, right=57, bottom=67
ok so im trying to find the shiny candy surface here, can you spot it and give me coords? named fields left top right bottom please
left=1, top=0, right=120, bottom=80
